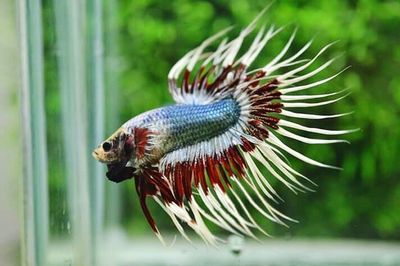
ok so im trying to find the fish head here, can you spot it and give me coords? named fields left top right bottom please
left=92, top=127, right=134, bottom=165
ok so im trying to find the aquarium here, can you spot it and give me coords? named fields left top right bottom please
left=1, top=0, right=400, bottom=265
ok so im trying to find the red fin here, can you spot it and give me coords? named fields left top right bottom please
left=143, top=168, right=175, bottom=204
left=227, top=147, right=246, bottom=178
left=134, top=127, right=151, bottom=159
left=161, top=145, right=250, bottom=203
left=207, top=65, right=232, bottom=91
left=197, top=159, right=208, bottom=193
left=206, top=156, right=226, bottom=192
left=135, top=176, right=158, bottom=233
left=216, top=159, right=231, bottom=188
left=136, top=167, right=181, bottom=233
left=241, top=137, right=256, bottom=152
left=172, top=162, right=184, bottom=204
left=221, top=152, right=234, bottom=177
left=182, top=162, right=193, bottom=200
left=183, top=69, right=190, bottom=92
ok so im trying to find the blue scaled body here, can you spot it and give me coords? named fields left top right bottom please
left=123, top=97, right=241, bottom=155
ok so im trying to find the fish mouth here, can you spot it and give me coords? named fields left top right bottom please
left=92, top=150, right=100, bottom=160
left=92, top=149, right=105, bottom=163
left=92, top=149, right=109, bottom=163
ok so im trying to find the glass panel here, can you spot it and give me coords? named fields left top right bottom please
left=19, top=0, right=110, bottom=265
left=18, top=0, right=49, bottom=265
left=0, top=1, right=21, bottom=266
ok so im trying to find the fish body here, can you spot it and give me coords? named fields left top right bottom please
left=93, top=9, right=353, bottom=244
left=122, top=98, right=241, bottom=166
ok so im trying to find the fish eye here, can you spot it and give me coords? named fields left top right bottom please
left=102, top=141, right=112, bottom=152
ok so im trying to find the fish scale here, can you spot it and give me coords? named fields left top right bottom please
left=128, top=97, right=241, bottom=155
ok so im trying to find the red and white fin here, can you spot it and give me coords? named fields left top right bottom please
left=137, top=10, right=356, bottom=245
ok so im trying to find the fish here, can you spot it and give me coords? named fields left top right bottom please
left=92, top=9, right=354, bottom=245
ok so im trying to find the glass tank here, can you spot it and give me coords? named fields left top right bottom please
left=6, top=0, right=400, bottom=265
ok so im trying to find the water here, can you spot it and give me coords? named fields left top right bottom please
left=17, top=1, right=400, bottom=265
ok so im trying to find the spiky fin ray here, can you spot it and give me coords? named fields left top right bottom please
left=134, top=10, right=354, bottom=244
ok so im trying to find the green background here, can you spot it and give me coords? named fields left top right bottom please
left=43, top=0, right=400, bottom=240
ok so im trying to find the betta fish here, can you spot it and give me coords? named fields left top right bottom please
left=92, top=10, right=354, bottom=245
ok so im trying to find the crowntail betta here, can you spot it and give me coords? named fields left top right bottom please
left=93, top=10, right=353, bottom=244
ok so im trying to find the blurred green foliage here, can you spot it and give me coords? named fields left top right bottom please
left=44, top=0, right=400, bottom=240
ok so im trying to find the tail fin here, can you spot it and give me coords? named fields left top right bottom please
left=138, top=10, right=356, bottom=245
